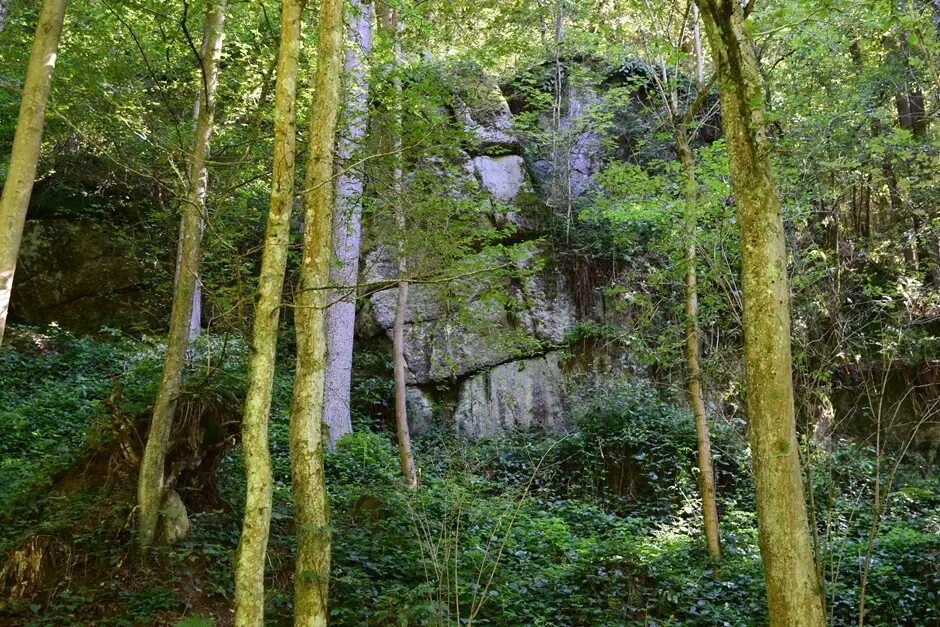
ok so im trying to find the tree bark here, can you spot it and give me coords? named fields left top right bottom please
left=696, top=0, right=826, bottom=623
left=233, top=0, right=304, bottom=623
left=676, top=125, right=721, bottom=561
left=323, top=0, right=373, bottom=447
left=289, top=0, right=344, bottom=619
left=0, top=0, right=68, bottom=345
left=137, top=0, right=227, bottom=548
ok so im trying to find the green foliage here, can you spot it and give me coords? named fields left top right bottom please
left=0, top=333, right=935, bottom=625
left=0, top=325, right=129, bottom=515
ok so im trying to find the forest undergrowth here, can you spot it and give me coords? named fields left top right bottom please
left=0, top=326, right=936, bottom=626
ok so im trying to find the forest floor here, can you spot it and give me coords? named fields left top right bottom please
left=0, top=327, right=937, bottom=626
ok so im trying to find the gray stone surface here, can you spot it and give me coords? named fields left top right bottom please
left=162, top=490, right=191, bottom=543
left=472, top=155, right=541, bottom=235
left=358, top=245, right=575, bottom=385
left=455, top=81, right=520, bottom=152
left=405, top=386, right=434, bottom=436
left=453, top=352, right=570, bottom=440
left=511, top=252, right=578, bottom=344
left=531, top=84, right=606, bottom=201
left=472, top=155, right=532, bottom=205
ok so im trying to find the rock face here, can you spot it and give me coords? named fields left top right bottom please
left=472, top=155, right=541, bottom=234
left=356, top=73, right=583, bottom=439
left=453, top=352, right=570, bottom=440
left=405, top=387, right=434, bottom=436
left=530, top=84, right=606, bottom=202
left=10, top=220, right=156, bottom=329
left=455, top=78, right=520, bottom=153
left=473, top=155, right=531, bottom=204
left=360, top=243, right=575, bottom=386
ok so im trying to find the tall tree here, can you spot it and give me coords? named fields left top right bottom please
left=288, top=0, right=344, bottom=619
left=674, top=4, right=721, bottom=561
left=377, top=3, right=418, bottom=489
left=137, top=0, right=227, bottom=548
left=0, top=0, right=68, bottom=345
left=323, top=0, right=373, bottom=446
left=233, top=0, right=304, bottom=623
left=696, top=0, right=825, bottom=622
left=640, top=0, right=721, bottom=560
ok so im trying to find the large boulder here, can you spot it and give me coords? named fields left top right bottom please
left=453, top=352, right=570, bottom=440
left=10, top=220, right=156, bottom=329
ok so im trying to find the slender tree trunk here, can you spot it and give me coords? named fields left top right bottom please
left=672, top=1, right=720, bottom=562
left=0, top=0, right=67, bottom=345
left=323, top=0, right=373, bottom=446
left=289, top=0, right=344, bottom=619
left=232, top=1, right=304, bottom=623
left=0, top=0, right=8, bottom=32
left=393, top=279, right=417, bottom=488
left=176, top=25, right=213, bottom=342
left=137, top=0, right=227, bottom=548
left=696, top=1, right=825, bottom=623
left=377, top=5, right=418, bottom=489
left=676, top=125, right=721, bottom=561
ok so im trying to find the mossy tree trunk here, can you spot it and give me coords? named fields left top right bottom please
left=0, top=0, right=68, bottom=345
left=289, top=0, right=344, bottom=619
left=233, top=0, right=304, bottom=623
left=323, top=0, right=373, bottom=446
left=696, top=0, right=825, bottom=623
left=137, top=0, right=227, bottom=548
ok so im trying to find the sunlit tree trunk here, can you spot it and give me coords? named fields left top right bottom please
left=289, top=0, right=344, bottom=619
left=232, top=1, right=304, bottom=623
left=137, top=0, right=227, bottom=548
left=323, top=0, right=373, bottom=447
left=377, top=5, right=418, bottom=489
left=0, top=0, right=67, bottom=345
left=696, top=0, right=826, bottom=623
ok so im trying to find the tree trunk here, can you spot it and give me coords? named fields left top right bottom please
left=696, top=1, right=826, bottom=623
left=378, top=5, right=418, bottom=489
left=323, top=0, right=373, bottom=447
left=676, top=125, right=721, bottom=561
left=0, top=0, right=68, bottom=345
left=137, top=0, right=227, bottom=548
left=393, top=279, right=418, bottom=488
left=233, top=0, right=304, bottom=623
left=173, top=220, right=204, bottom=341
left=289, top=0, right=344, bottom=619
